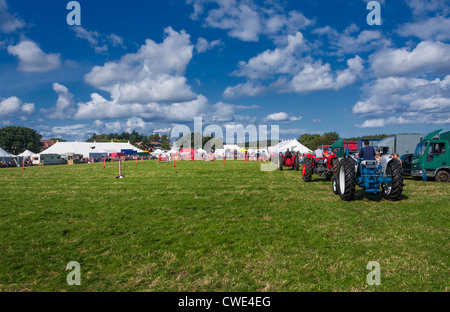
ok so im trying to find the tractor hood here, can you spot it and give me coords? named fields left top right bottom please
left=330, top=138, right=344, bottom=148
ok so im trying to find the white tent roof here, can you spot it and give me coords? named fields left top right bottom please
left=152, top=149, right=164, bottom=156
left=40, top=142, right=143, bottom=158
left=0, top=147, right=15, bottom=158
left=224, top=144, right=241, bottom=151
left=18, top=150, right=36, bottom=157
left=196, top=148, right=207, bottom=154
left=270, top=140, right=312, bottom=154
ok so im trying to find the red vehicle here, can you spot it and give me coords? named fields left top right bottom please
left=277, top=152, right=300, bottom=170
left=302, top=152, right=339, bottom=181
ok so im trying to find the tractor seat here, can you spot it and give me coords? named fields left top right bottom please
left=361, top=160, right=377, bottom=168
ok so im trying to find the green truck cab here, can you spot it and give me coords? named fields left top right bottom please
left=411, top=129, right=450, bottom=182
left=329, top=138, right=345, bottom=158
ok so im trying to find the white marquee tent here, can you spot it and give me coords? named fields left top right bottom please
left=40, top=142, right=143, bottom=158
left=18, top=150, right=36, bottom=157
left=269, top=140, right=312, bottom=155
left=0, top=146, right=16, bottom=159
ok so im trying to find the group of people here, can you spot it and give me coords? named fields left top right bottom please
left=0, top=160, right=16, bottom=168
left=1, top=158, right=33, bottom=168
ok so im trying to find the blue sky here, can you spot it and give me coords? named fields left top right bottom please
left=0, top=0, right=449, bottom=141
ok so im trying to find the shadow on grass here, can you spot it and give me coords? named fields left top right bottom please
left=354, top=189, right=409, bottom=202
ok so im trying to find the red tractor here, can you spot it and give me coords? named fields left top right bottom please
left=277, top=152, right=300, bottom=170
left=302, top=152, right=339, bottom=182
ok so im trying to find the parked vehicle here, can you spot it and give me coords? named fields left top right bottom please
left=277, top=152, right=300, bottom=170
left=411, top=129, right=450, bottom=182
left=375, top=134, right=423, bottom=156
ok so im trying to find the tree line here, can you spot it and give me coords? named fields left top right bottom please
left=87, top=131, right=171, bottom=150
left=298, top=132, right=391, bottom=150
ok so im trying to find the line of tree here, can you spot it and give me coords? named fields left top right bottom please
left=298, top=132, right=393, bottom=150
left=86, top=131, right=171, bottom=150
left=298, top=132, right=340, bottom=150
left=0, top=126, right=42, bottom=155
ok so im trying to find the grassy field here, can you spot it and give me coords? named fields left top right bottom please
left=0, top=160, right=448, bottom=292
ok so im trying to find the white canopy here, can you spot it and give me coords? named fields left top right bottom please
left=196, top=148, right=207, bottom=155
left=18, top=150, right=36, bottom=157
left=224, top=144, right=241, bottom=151
left=0, top=147, right=16, bottom=158
left=269, top=140, right=312, bottom=154
left=152, top=149, right=164, bottom=156
left=41, top=142, right=143, bottom=158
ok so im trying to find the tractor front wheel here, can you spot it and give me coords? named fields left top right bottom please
left=338, top=157, right=356, bottom=201
left=277, top=154, right=283, bottom=170
left=332, top=175, right=339, bottom=195
left=383, top=158, right=403, bottom=201
left=302, top=158, right=313, bottom=182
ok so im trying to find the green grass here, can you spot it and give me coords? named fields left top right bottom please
left=0, top=160, right=448, bottom=292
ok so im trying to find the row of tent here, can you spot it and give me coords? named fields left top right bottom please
left=152, top=140, right=312, bottom=158
left=1, top=139, right=312, bottom=165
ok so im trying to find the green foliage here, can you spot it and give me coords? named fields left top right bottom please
left=347, top=134, right=391, bottom=140
left=160, top=134, right=171, bottom=150
left=175, top=132, right=221, bottom=151
left=87, top=131, right=147, bottom=148
left=0, top=126, right=42, bottom=154
left=299, top=132, right=339, bottom=150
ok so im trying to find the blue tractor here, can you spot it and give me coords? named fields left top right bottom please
left=332, top=153, right=404, bottom=201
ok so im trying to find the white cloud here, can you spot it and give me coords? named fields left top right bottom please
left=404, top=0, right=449, bottom=17
left=153, top=127, right=171, bottom=134
left=84, top=27, right=195, bottom=104
left=291, top=56, right=364, bottom=93
left=108, top=34, right=125, bottom=48
left=223, top=82, right=266, bottom=98
left=224, top=28, right=364, bottom=98
left=0, top=96, right=35, bottom=116
left=263, top=112, right=302, bottom=123
left=40, top=83, right=76, bottom=119
left=354, top=75, right=450, bottom=127
left=195, top=37, right=222, bottom=53
left=314, top=24, right=390, bottom=55
left=0, top=0, right=25, bottom=33
left=72, top=26, right=125, bottom=53
left=74, top=93, right=209, bottom=122
left=397, top=16, right=450, bottom=41
left=370, top=41, right=450, bottom=78
left=233, top=32, right=306, bottom=80
left=187, top=0, right=314, bottom=42
left=7, top=40, right=61, bottom=72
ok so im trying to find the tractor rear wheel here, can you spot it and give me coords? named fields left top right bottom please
left=277, top=154, right=283, bottom=170
left=332, top=175, right=339, bottom=195
left=338, top=157, right=356, bottom=201
left=435, top=170, right=450, bottom=182
left=302, top=158, right=313, bottom=182
left=383, top=158, right=403, bottom=201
